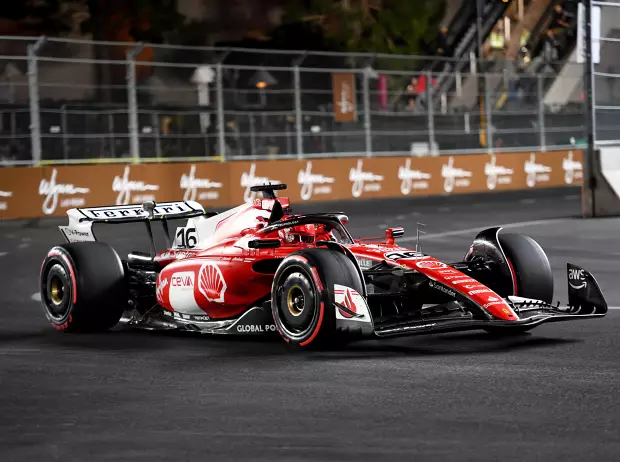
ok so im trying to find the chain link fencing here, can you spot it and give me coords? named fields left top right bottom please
left=0, top=35, right=587, bottom=165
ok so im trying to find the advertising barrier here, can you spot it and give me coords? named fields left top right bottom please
left=0, top=150, right=584, bottom=220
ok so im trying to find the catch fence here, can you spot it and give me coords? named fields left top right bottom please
left=0, top=35, right=590, bottom=165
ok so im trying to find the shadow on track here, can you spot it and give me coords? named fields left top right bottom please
left=308, top=334, right=580, bottom=361
left=0, top=326, right=581, bottom=360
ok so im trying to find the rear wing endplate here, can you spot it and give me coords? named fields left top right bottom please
left=59, top=200, right=207, bottom=244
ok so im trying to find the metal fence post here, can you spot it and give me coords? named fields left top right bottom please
left=426, top=70, right=436, bottom=154
left=216, top=63, right=226, bottom=161
left=61, top=104, right=68, bottom=160
left=363, top=67, right=372, bottom=157
left=126, top=43, right=143, bottom=162
left=293, top=65, right=303, bottom=159
left=27, top=36, right=46, bottom=165
left=537, top=74, right=546, bottom=151
left=484, top=73, right=493, bottom=152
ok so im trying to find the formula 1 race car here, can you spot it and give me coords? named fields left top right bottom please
left=39, top=184, right=608, bottom=349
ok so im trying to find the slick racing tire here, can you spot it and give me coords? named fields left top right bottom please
left=40, top=242, right=129, bottom=333
left=485, top=233, right=554, bottom=336
left=271, top=248, right=365, bottom=349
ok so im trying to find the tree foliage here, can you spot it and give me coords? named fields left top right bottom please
left=282, top=0, right=446, bottom=55
left=85, top=0, right=185, bottom=43
left=0, top=0, right=89, bottom=36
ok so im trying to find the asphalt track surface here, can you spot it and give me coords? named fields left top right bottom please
left=1, top=187, right=620, bottom=461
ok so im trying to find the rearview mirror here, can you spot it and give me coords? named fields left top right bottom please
left=385, top=227, right=404, bottom=245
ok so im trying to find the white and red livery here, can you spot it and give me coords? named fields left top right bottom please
left=39, top=184, right=608, bottom=349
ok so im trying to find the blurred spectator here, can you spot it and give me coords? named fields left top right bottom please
left=505, top=53, right=518, bottom=101
left=406, top=77, right=419, bottom=95
left=409, top=74, right=437, bottom=110
left=551, top=4, right=571, bottom=33
left=520, top=28, right=530, bottom=48
left=528, top=29, right=558, bottom=75
left=404, top=76, right=419, bottom=106
left=405, top=98, right=417, bottom=112
left=436, top=25, right=452, bottom=57
left=488, top=22, right=506, bottom=60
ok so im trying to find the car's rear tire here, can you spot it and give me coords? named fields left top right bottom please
left=40, top=242, right=129, bottom=332
left=271, top=248, right=365, bottom=349
left=485, top=233, right=554, bottom=335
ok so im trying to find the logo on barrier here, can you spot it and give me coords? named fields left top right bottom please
left=298, top=161, right=335, bottom=201
left=180, top=164, right=223, bottom=202
left=441, top=157, right=472, bottom=193
left=113, top=166, right=159, bottom=205
left=0, top=190, right=11, bottom=212
left=398, top=158, right=431, bottom=195
left=349, top=160, right=383, bottom=198
left=524, top=153, right=552, bottom=188
left=562, top=151, right=583, bottom=185
left=240, top=163, right=281, bottom=203
left=484, top=154, right=513, bottom=190
left=39, top=169, right=90, bottom=215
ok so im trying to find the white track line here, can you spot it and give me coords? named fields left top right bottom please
left=0, top=252, right=8, bottom=257
left=399, top=218, right=567, bottom=242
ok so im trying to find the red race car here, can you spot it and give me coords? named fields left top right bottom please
left=39, top=184, right=608, bottom=349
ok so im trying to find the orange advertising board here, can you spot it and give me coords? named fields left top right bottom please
left=332, top=73, right=358, bottom=122
left=0, top=150, right=584, bottom=220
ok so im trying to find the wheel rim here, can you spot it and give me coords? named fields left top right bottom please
left=286, top=285, right=305, bottom=316
left=277, top=270, right=318, bottom=338
left=49, top=275, right=65, bottom=306
left=43, top=263, right=71, bottom=320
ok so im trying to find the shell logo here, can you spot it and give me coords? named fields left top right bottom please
left=338, top=289, right=358, bottom=319
left=416, top=260, right=448, bottom=270
left=198, top=262, right=227, bottom=303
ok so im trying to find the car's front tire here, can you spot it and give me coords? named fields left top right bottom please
left=485, top=233, right=554, bottom=335
left=40, top=242, right=129, bottom=332
left=271, top=248, right=365, bottom=349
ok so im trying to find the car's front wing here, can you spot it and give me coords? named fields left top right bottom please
left=373, top=263, right=608, bottom=338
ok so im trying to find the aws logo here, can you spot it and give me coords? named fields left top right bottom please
left=569, top=268, right=587, bottom=290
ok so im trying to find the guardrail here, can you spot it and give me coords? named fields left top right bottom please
left=0, top=36, right=588, bottom=165
left=0, top=149, right=583, bottom=220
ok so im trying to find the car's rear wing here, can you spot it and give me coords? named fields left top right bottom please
left=59, top=201, right=210, bottom=254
